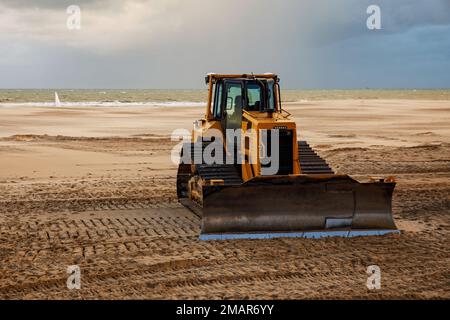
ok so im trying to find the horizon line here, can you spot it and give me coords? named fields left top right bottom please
left=1, top=88, right=450, bottom=91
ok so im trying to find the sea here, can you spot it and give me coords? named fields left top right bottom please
left=0, top=89, right=449, bottom=107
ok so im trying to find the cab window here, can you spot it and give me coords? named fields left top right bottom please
left=225, top=83, right=243, bottom=114
left=246, top=82, right=262, bottom=111
left=267, top=80, right=275, bottom=111
left=213, top=81, right=223, bottom=119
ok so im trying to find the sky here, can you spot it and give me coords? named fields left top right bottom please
left=0, top=0, right=449, bottom=89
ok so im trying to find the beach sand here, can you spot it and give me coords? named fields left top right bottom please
left=0, top=99, right=448, bottom=299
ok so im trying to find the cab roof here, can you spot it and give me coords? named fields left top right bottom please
left=205, top=73, right=278, bottom=84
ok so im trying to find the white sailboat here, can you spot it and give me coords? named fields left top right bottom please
left=54, top=91, right=61, bottom=107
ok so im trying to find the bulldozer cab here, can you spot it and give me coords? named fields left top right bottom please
left=204, top=74, right=281, bottom=140
left=211, top=76, right=278, bottom=163
left=211, top=76, right=278, bottom=128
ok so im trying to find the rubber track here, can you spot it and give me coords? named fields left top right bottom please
left=178, top=141, right=334, bottom=197
left=298, top=141, right=334, bottom=174
left=176, top=143, right=242, bottom=202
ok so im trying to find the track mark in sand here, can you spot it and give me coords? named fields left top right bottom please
left=0, top=177, right=178, bottom=217
left=5, top=235, right=447, bottom=299
left=324, top=143, right=450, bottom=175
left=0, top=256, right=211, bottom=298
left=396, top=219, right=429, bottom=233
left=1, top=139, right=449, bottom=299
left=1, top=208, right=202, bottom=264
left=0, top=197, right=180, bottom=217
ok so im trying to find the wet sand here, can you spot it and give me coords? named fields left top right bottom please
left=0, top=99, right=448, bottom=299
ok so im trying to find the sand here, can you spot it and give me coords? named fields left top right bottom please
left=0, top=99, right=448, bottom=299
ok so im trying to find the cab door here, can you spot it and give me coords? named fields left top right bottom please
left=222, top=80, right=244, bottom=164
left=223, top=80, right=243, bottom=131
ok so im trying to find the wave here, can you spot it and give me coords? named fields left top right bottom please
left=0, top=101, right=206, bottom=108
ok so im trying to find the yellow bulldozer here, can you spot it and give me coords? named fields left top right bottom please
left=177, top=73, right=398, bottom=240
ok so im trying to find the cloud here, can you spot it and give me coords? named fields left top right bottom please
left=0, top=0, right=186, bottom=52
left=2, top=0, right=449, bottom=51
left=0, top=0, right=449, bottom=88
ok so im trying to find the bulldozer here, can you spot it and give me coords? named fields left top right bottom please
left=177, top=73, right=398, bottom=240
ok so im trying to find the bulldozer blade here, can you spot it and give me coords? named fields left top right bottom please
left=199, top=174, right=399, bottom=240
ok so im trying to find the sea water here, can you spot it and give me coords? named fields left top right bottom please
left=0, top=89, right=449, bottom=107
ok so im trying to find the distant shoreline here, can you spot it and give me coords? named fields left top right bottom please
left=0, top=89, right=449, bottom=104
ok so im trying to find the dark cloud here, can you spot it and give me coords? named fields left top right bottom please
left=0, top=0, right=110, bottom=9
left=0, top=0, right=449, bottom=88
